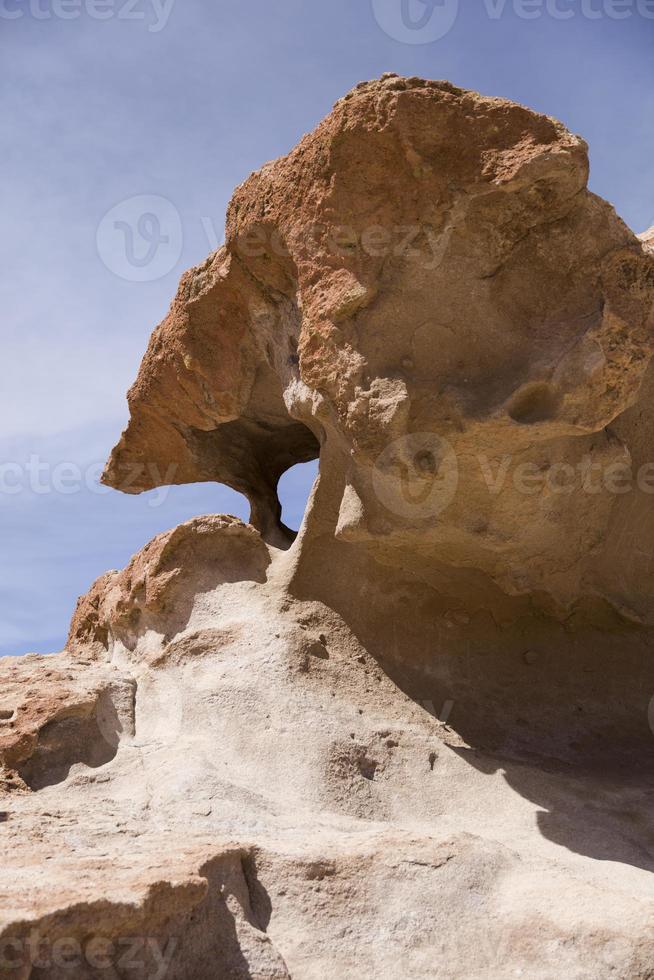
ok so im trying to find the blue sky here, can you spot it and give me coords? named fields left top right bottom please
left=1, top=0, right=653, bottom=656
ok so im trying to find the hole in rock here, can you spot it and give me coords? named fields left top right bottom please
left=278, top=460, right=319, bottom=534
left=508, top=382, right=559, bottom=424
left=17, top=691, right=122, bottom=790
left=18, top=714, right=118, bottom=790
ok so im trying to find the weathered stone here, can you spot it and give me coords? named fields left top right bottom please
left=3, top=77, right=654, bottom=979
left=104, top=74, right=654, bottom=619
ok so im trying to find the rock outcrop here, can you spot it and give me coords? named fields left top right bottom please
left=104, top=73, right=654, bottom=616
left=2, top=76, right=654, bottom=978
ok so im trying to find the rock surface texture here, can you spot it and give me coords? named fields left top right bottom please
left=2, top=76, right=654, bottom=979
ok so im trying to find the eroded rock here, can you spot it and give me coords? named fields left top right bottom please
left=68, top=515, right=269, bottom=659
left=103, top=74, right=654, bottom=617
left=0, top=655, right=135, bottom=793
left=4, top=77, right=654, bottom=979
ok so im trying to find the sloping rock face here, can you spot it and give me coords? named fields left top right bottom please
left=2, top=76, right=654, bottom=979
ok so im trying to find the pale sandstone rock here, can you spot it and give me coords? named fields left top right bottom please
left=2, top=77, right=654, bottom=979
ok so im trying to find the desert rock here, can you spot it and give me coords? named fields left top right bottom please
left=3, top=76, right=654, bottom=979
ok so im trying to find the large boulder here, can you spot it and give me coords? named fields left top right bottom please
left=103, top=74, right=654, bottom=616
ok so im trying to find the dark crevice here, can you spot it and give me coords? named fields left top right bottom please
left=17, top=711, right=118, bottom=790
left=185, top=417, right=319, bottom=549
left=241, top=853, right=273, bottom=933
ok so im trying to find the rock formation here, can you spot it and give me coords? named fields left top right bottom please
left=2, top=75, right=654, bottom=978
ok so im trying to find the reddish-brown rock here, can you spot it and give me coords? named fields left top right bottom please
left=104, top=74, right=654, bottom=617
